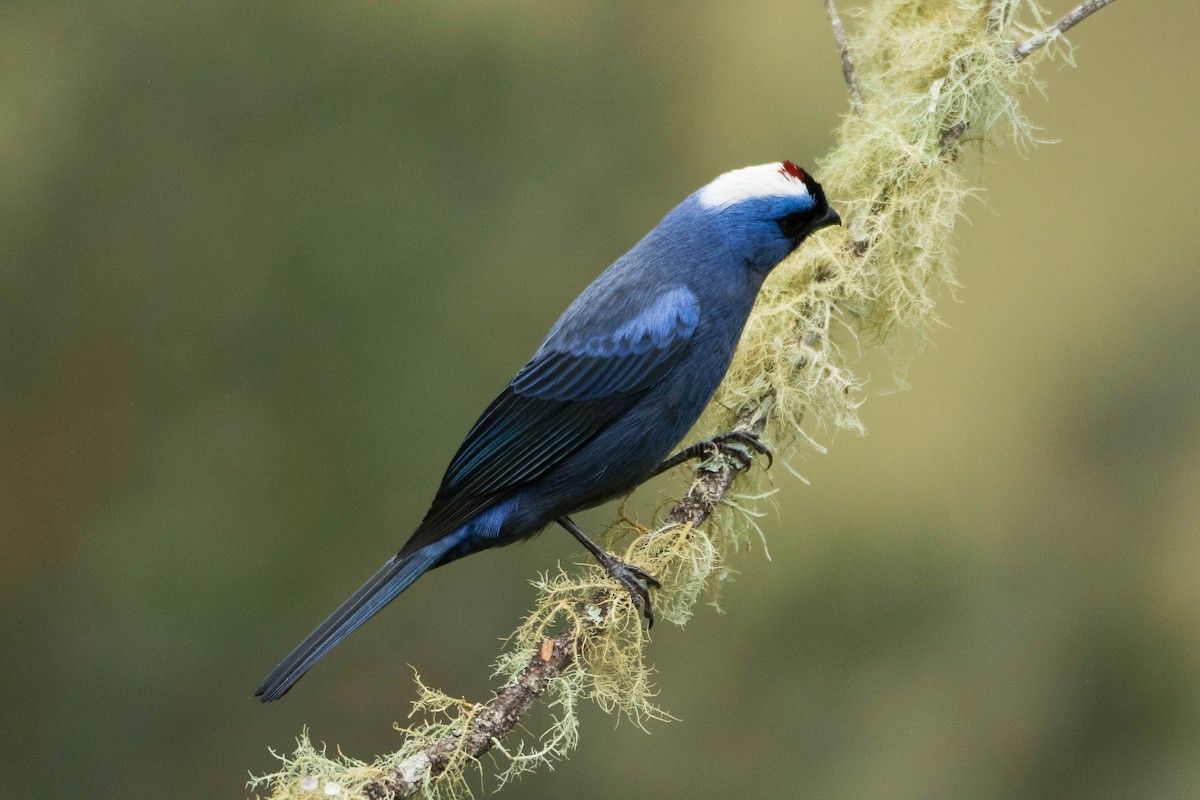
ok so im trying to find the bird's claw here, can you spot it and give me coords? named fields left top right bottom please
left=704, top=431, right=772, bottom=471
left=651, top=430, right=772, bottom=478
left=597, top=553, right=661, bottom=628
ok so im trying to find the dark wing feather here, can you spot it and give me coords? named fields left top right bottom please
left=399, top=285, right=700, bottom=555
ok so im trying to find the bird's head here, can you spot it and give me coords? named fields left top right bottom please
left=693, top=161, right=841, bottom=273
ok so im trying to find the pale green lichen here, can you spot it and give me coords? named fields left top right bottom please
left=251, top=731, right=383, bottom=799
left=713, top=0, right=1054, bottom=453
left=252, top=2, right=1090, bottom=797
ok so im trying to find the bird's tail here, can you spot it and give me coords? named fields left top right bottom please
left=255, top=543, right=448, bottom=702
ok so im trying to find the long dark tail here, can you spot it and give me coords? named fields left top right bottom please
left=255, top=544, right=447, bottom=702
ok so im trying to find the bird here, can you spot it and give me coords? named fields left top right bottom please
left=256, top=161, right=840, bottom=701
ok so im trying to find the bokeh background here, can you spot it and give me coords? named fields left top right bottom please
left=3, top=1, right=1198, bottom=798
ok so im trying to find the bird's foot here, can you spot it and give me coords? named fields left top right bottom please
left=558, top=514, right=661, bottom=626
left=652, top=431, right=772, bottom=477
left=709, top=430, right=772, bottom=470
left=595, top=551, right=661, bottom=628
left=693, top=431, right=773, bottom=471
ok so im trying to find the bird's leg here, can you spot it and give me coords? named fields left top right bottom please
left=557, top=515, right=661, bottom=627
left=650, top=430, right=772, bottom=477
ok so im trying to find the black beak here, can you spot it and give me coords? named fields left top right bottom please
left=813, top=205, right=842, bottom=231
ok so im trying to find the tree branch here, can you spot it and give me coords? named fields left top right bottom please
left=259, top=4, right=1125, bottom=796
left=362, top=400, right=773, bottom=799
left=1013, top=0, right=1118, bottom=61
left=365, top=632, right=582, bottom=799
left=381, top=1, right=1121, bottom=790
left=824, top=0, right=865, bottom=116
left=370, top=3, right=1119, bottom=793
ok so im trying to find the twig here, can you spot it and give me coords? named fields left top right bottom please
left=824, top=0, right=865, bottom=116
left=986, top=0, right=1007, bottom=35
left=941, top=0, right=1120, bottom=153
left=1013, top=0, right=1118, bottom=60
left=361, top=401, right=773, bottom=798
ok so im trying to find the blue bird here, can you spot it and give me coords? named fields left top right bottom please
left=256, top=162, right=840, bottom=701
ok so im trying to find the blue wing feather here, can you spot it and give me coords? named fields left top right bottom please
left=399, top=285, right=699, bottom=555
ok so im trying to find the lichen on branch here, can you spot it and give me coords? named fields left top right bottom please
left=251, top=2, right=1118, bottom=797
left=717, top=0, right=1058, bottom=451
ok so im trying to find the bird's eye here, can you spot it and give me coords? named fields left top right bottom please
left=775, top=209, right=814, bottom=238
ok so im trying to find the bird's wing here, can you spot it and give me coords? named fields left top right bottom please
left=400, top=285, right=700, bottom=555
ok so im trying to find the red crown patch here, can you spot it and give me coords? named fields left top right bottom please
left=780, top=161, right=806, bottom=181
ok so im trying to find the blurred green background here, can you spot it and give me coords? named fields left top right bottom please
left=3, top=1, right=1197, bottom=798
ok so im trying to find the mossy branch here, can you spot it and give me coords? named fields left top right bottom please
left=1014, top=0, right=1118, bottom=60
left=350, top=400, right=771, bottom=799
left=251, top=2, right=1120, bottom=798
